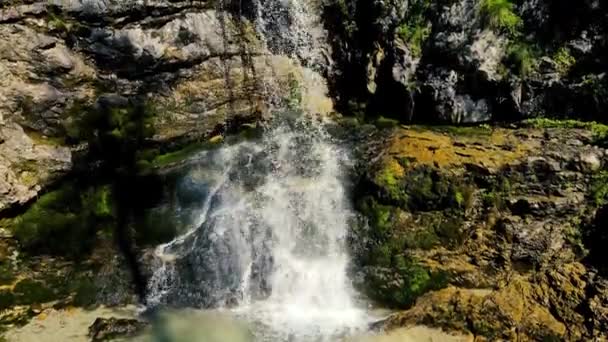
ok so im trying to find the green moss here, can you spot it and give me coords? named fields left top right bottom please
left=47, top=11, right=69, bottom=33
left=479, top=0, right=522, bottom=37
left=481, top=173, right=512, bottom=210
left=366, top=256, right=449, bottom=308
left=472, top=318, right=501, bottom=339
left=374, top=167, right=402, bottom=201
left=0, top=291, right=15, bottom=311
left=591, top=171, right=608, bottom=206
left=13, top=279, right=56, bottom=305
left=553, top=47, right=576, bottom=76
left=12, top=183, right=114, bottom=257
left=523, top=118, right=608, bottom=144
left=374, top=165, right=475, bottom=212
left=151, top=142, right=211, bottom=168
left=286, top=73, right=302, bottom=111
left=71, top=278, right=97, bottom=307
left=505, top=42, right=539, bottom=77
left=396, top=24, right=431, bottom=58
left=374, top=116, right=400, bottom=129
left=357, top=197, right=395, bottom=239
left=0, top=263, right=15, bottom=286
left=395, top=0, right=432, bottom=58
left=423, top=124, right=493, bottom=137
left=403, top=228, right=439, bottom=250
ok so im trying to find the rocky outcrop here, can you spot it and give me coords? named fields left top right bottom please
left=88, top=317, right=147, bottom=342
left=353, top=124, right=608, bottom=340
left=0, top=0, right=332, bottom=215
left=325, top=0, right=608, bottom=124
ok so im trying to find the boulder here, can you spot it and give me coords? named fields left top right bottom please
left=89, top=317, right=148, bottom=342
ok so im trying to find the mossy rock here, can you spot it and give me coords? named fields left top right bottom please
left=11, top=183, right=114, bottom=257
left=135, top=209, right=180, bottom=246
left=364, top=256, right=449, bottom=308
left=373, top=165, right=472, bottom=212
left=0, top=291, right=15, bottom=311
left=13, top=279, right=56, bottom=305
left=71, top=277, right=98, bottom=307
left=0, top=263, right=15, bottom=286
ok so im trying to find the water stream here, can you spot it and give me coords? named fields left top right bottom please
left=145, top=0, right=375, bottom=340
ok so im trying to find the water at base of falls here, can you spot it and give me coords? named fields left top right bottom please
left=146, top=114, right=375, bottom=341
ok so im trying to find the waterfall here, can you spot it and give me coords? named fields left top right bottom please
left=146, top=0, right=369, bottom=340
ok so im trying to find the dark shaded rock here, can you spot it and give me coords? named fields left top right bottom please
left=88, top=317, right=148, bottom=342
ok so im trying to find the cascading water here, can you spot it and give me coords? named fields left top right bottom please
left=146, top=0, right=372, bottom=340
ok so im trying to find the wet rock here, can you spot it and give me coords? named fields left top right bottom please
left=421, top=69, right=491, bottom=123
left=0, top=1, right=334, bottom=216
left=0, top=123, right=72, bottom=212
left=88, top=317, right=148, bottom=342
left=468, top=30, right=508, bottom=82
left=355, top=125, right=608, bottom=340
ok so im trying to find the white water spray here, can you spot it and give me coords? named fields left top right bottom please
left=147, top=0, right=371, bottom=340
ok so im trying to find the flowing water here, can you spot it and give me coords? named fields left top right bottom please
left=145, top=0, right=376, bottom=340
left=147, top=116, right=371, bottom=340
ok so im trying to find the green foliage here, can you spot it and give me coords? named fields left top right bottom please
left=151, top=143, right=207, bottom=168
left=357, top=197, right=395, bottom=240
left=397, top=24, right=431, bottom=58
left=505, top=42, right=539, bottom=77
left=0, top=263, right=15, bottom=286
left=13, top=279, right=55, bottom=305
left=71, top=277, right=98, bottom=307
left=481, top=174, right=511, bottom=210
left=396, top=0, right=432, bottom=58
left=0, top=291, right=15, bottom=311
left=479, top=0, right=522, bottom=37
left=12, top=183, right=114, bottom=256
left=47, top=11, right=69, bottom=33
left=591, top=171, right=608, bottom=206
left=77, top=100, right=157, bottom=172
left=286, top=73, right=303, bottom=111
left=428, top=124, right=493, bottom=137
left=523, top=118, right=608, bottom=145
left=366, top=255, right=449, bottom=308
left=149, top=135, right=226, bottom=169
left=553, top=47, right=576, bottom=76
left=374, top=116, right=400, bottom=129
left=374, top=165, right=477, bottom=213
left=435, top=216, right=465, bottom=247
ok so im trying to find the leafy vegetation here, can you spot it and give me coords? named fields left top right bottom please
left=523, top=118, right=608, bottom=145
left=396, top=0, right=432, bottom=58
left=590, top=171, right=608, bottom=206
left=481, top=173, right=512, bottom=210
left=504, top=42, right=539, bottom=77
left=553, top=47, right=576, bottom=76
left=286, top=73, right=303, bottom=111
left=479, top=0, right=523, bottom=37
left=12, top=279, right=56, bottom=305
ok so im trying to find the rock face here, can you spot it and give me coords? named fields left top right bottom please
left=326, top=0, right=608, bottom=124
left=88, top=317, right=147, bottom=342
left=0, top=0, right=332, bottom=215
left=353, top=125, right=608, bottom=340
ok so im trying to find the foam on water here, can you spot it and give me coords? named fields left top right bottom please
left=146, top=0, right=374, bottom=339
